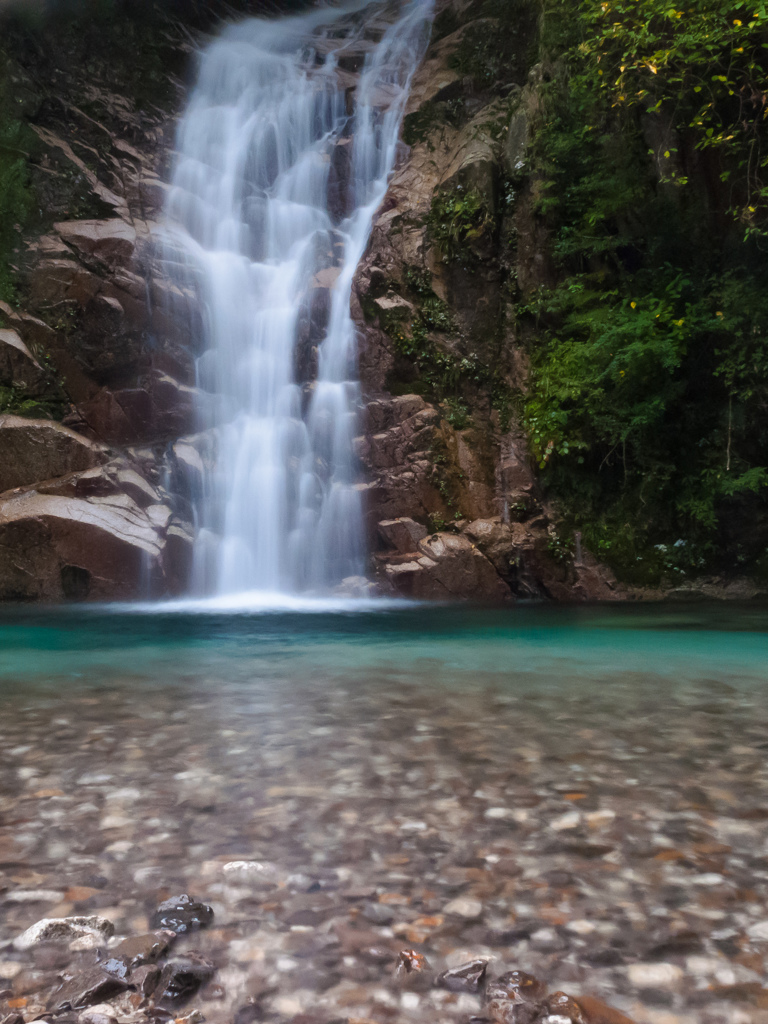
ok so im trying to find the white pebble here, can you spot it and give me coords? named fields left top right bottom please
left=627, top=962, right=684, bottom=987
left=401, top=992, right=420, bottom=1010
left=566, top=919, right=596, bottom=934
left=485, top=807, right=516, bottom=820
left=5, top=890, right=65, bottom=903
left=550, top=811, right=580, bottom=831
left=443, top=897, right=483, bottom=918
left=747, top=919, right=768, bottom=940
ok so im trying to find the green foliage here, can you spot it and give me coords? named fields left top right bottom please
left=558, top=0, right=768, bottom=235
left=428, top=185, right=494, bottom=266
left=520, top=0, right=768, bottom=583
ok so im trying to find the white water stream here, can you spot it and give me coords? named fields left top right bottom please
left=164, top=0, right=433, bottom=598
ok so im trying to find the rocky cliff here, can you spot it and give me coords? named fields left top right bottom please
left=0, top=0, right=685, bottom=602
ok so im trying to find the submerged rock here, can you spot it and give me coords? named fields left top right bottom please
left=111, top=931, right=175, bottom=967
left=150, top=895, right=213, bottom=934
left=155, top=953, right=215, bottom=1006
left=52, top=966, right=129, bottom=1010
left=437, top=958, right=489, bottom=993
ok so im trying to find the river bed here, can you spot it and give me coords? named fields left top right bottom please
left=1, top=602, right=768, bottom=1024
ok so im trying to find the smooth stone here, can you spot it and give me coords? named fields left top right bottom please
left=443, top=897, right=483, bottom=919
left=627, top=962, right=684, bottom=988
left=14, top=917, right=114, bottom=951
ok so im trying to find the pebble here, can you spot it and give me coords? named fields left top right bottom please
left=443, top=897, right=483, bottom=918
left=627, top=962, right=685, bottom=988
left=13, top=917, right=114, bottom=951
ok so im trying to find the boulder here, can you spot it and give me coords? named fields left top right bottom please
left=0, top=488, right=169, bottom=600
left=54, top=220, right=138, bottom=268
left=0, top=416, right=107, bottom=494
left=378, top=517, right=428, bottom=553
left=383, top=531, right=511, bottom=601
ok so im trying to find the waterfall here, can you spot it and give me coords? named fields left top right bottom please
left=163, top=0, right=433, bottom=599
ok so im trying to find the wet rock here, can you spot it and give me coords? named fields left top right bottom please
left=99, top=957, right=130, bottom=981
left=487, top=971, right=547, bottom=1003
left=1, top=1015, right=25, bottom=1024
left=130, top=963, right=161, bottom=997
left=111, top=930, right=175, bottom=966
left=437, top=958, right=489, bottom=993
left=487, top=999, right=545, bottom=1024
left=155, top=952, right=215, bottom=1006
left=394, top=949, right=433, bottom=992
left=150, top=895, right=214, bottom=934
left=52, top=966, right=129, bottom=1010
left=395, top=949, right=429, bottom=979
left=546, top=993, right=585, bottom=1023
left=14, top=917, right=114, bottom=952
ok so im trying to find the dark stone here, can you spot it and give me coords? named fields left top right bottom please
left=131, top=962, right=161, bottom=997
left=150, top=894, right=214, bottom=934
left=360, top=902, right=395, bottom=925
left=112, top=930, right=176, bottom=966
left=233, top=1004, right=260, bottom=1024
left=437, top=958, right=489, bottom=993
left=52, top=967, right=129, bottom=1010
left=645, top=930, right=704, bottom=960
left=1, top=1015, right=26, bottom=1024
left=61, top=564, right=91, bottom=600
left=156, top=952, right=215, bottom=1006
left=583, top=947, right=625, bottom=967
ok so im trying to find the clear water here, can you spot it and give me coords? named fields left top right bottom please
left=163, top=0, right=433, bottom=598
left=0, top=603, right=765, bottom=690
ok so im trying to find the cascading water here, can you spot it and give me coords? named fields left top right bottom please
left=163, top=0, right=433, bottom=599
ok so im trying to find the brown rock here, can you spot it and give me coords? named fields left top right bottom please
left=384, top=531, right=511, bottom=601
left=378, top=517, right=428, bottom=554
left=0, top=415, right=107, bottom=494
left=111, top=930, right=175, bottom=967
left=54, top=220, right=138, bottom=268
left=0, top=488, right=168, bottom=600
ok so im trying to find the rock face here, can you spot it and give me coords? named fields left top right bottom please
left=0, top=10, right=203, bottom=601
left=350, top=0, right=620, bottom=601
